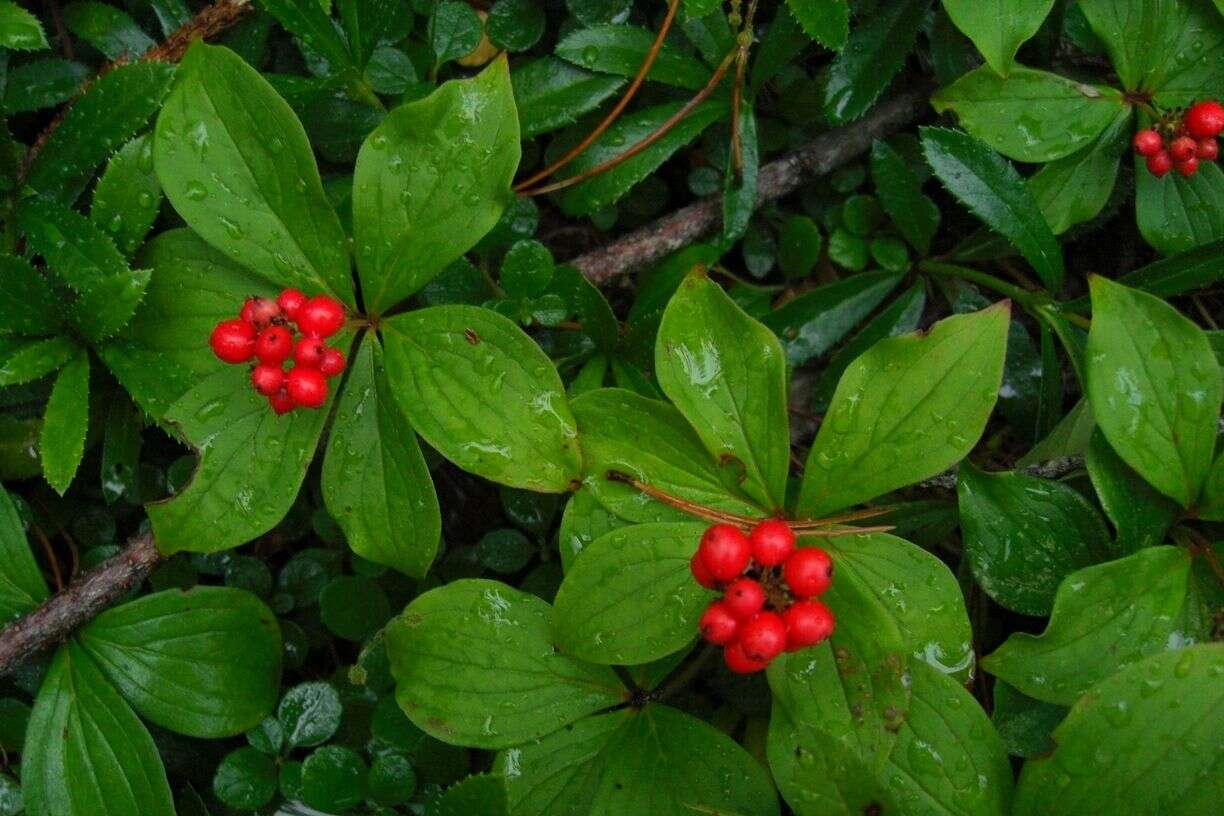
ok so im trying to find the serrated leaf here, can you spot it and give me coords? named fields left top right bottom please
left=2, top=58, right=88, bottom=113
left=512, top=56, right=625, bottom=138
left=0, top=1, right=48, bottom=50
left=258, top=0, right=355, bottom=70
left=823, top=0, right=926, bottom=123
left=90, top=134, right=163, bottom=258
left=940, top=0, right=1054, bottom=76
left=556, top=25, right=710, bottom=91
left=63, top=1, right=156, bottom=59
left=0, top=336, right=78, bottom=386
left=40, top=351, right=90, bottom=494
left=0, top=254, right=60, bottom=336
left=427, top=774, right=507, bottom=816
left=870, top=140, right=940, bottom=254
left=0, top=483, right=49, bottom=622
left=764, top=271, right=903, bottom=367
left=785, top=0, right=849, bottom=50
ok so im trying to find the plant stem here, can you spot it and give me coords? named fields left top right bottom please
left=919, top=260, right=1044, bottom=308
left=653, top=643, right=719, bottom=703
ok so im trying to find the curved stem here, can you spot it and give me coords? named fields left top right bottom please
left=919, top=260, right=1042, bottom=307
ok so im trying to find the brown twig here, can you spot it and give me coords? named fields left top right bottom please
left=0, top=531, right=160, bottom=677
left=30, top=523, right=64, bottom=593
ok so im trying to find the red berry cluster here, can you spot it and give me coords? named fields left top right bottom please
left=1133, top=100, right=1224, bottom=178
left=691, top=520, right=835, bottom=674
left=209, top=289, right=347, bottom=414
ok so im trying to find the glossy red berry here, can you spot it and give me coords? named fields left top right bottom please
left=1132, top=128, right=1163, bottom=157
left=749, top=519, right=795, bottom=567
left=297, top=296, right=346, bottom=338
left=1176, top=155, right=1200, bottom=177
left=210, top=319, right=256, bottom=363
left=319, top=348, right=346, bottom=377
left=699, top=602, right=740, bottom=645
left=723, top=641, right=768, bottom=675
left=293, top=337, right=326, bottom=368
left=277, top=288, right=307, bottom=320
left=783, top=600, right=836, bottom=652
left=268, top=389, right=295, bottom=415
left=254, top=325, right=294, bottom=364
left=783, top=547, right=833, bottom=598
left=1185, top=100, right=1224, bottom=138
left=690, top=553, right=718, bottom=589
left=1146, top=150, right=1173, bottom=177
left=239, top=297, right=281, bottom=328
left=1169, top=136, right=1198, bottom=162
left=1198, top=138, right=1219, bottom=161
left=287, top=366, right=328, bottom=408
left=739, top=611, right=788, bottom=663
left=723, top=578, right=766, bottom=620
left=697, top=524, right=751, bottom=582
left=251, top=364, right=285, bottom=396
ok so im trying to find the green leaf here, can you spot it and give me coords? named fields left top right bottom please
left=278, top=682, right=342, bottom=748
left=430, top=0, right=484, bottom=63
left=41, top=351, right=90, bottom=495
left=1085, top=430, right=1179, bottom=552
left=763, top=271, right=902, bottom=367
left=0, top=336, right=77, bottom=386
left=721, top=104, right=757, bottom=247
left=991, top=680, right=1064, bottom=758
left=556, top=25, right=710, bottom=90
left=301, top=745, right=368, bottom=813
left=322, top=335, right=441, bottom=578
left=958, top=464, right=1113, bottom=616
left=382, top=306, right=581, bottom=492
left=1012, top=643, right=1224, bottom=813
left=557, top=99, right=726, bottom=216
left=1086, top=275, right=1220, bottom=506
left=776, top=214, right=824, bottom=278
left=494, top=705, right=779, bottom=816
left=656, top=271, right=789, bottom=511
left=932, top=66, right=1124, bottom=163
left=258, top=0, right=355, bottom=70
left=1148, top=0, right=1224, bottom=106
left=487, top=0, right=545, bottom=52
left=23, top=644, right=174, bottom=816
left=940, top=0, right=1054, bottom=76
left=353, top=56, right=519, bottom=312
left=798, top=304, right=1010, bottom=517
left=0, top=254, right=59, bottom=336
left=213, top=747, right=278, bottom=811
left=90, top=134, right=163, bottom=258
left=3, top=57, right=89, bottom=113
left=154, top=41, right=353, bottom=305
left=26, top=62, right=174, bottom=202
left=146, top=336, right=349, bottom=554
left=320, top=575, right=391, bottom=640
left=63, top=1, right=155, bottom=59
left=921, top=127, right=1064, bottom=290
left=1136, top=156, right=1224, bottom=256
left=98, top=230, right=276, bottom=421
left=1028, top=107, right=1131, bottom=234
left=18, top=197, right=151, bottom=342
left=385, top=579, right=623, bottom=749
left=77, top=587, right=281, bottom=738
left=1107, top=239, right=1224, bottom=301
left=0, top=484, right=49, bottom=622
left=785, top=0, right=848, bottom=50
left=0, top=1, right=48, bottom=49
left=427, top=774, right=506, bottom=816
left=984, top=547, right=1192, bottom=706
left=870, top=140, right=940, bottom=254
left=551, top=522, right=710, bottom=664
left=557, top=486, right=640, bottom=571
left=823, top=0, right=926, bottom=123
left=338, top=0, right=397, bottom=68
left=512, top=56, right=624, bottom=139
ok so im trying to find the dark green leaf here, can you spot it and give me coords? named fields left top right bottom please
left=90, top=134, right=162, bottom=258
left=0, top=0, right=47, bottom=49
left=278, top=682, right=342, bottom=749
left=1028, top=107, right=1130, bottom=234
left=1085, top=430, right=1179, bottom=553
left=511, top=56, right=624, bottom=139
left=430, top=0, right=484, bottom=64
left=721, top=105, right=757, bottom=246
left=301, top=746, right=368, bottom=813
left=427, top=774, right=505, bottom=816
left=0, top=254, right=60, bottom=336
left=870, top=140, right=940, bottom=254
left=2, top=58, right=88, bottom=113
left=258, top=0, right=355, bottom=70
left=1136, top=156, right=1224, bottom=256
left=991, top=680, right=1065, bottom=758
left=320, top=575, right=392, bottom=640
left=823, top=0, right=926, bottom=123
left=63, top=1, right=155, bottom=59
left=0, top=336, right=78, bottom=386
left=338, top=0, right=397, bottom=68
left=488, top=0, right=545, bottom=51
left=41, top=350, right=89, bottom=494
left=213, top=747, right=277, bottom=810
left=0, top=484, right=49, bottom=622
left=763, top=271, right=902, bottom=366
left=785, top=0, right=849, bottom=50
left=556, top=25, right=710, bottom=91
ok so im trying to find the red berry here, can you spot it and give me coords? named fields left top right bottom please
left=254, top=325, right=294, bottom=364
left=1170, top=136, right=1198, bottom=162
left=1176, top=155, right=1200, bottom=177
left=1198, top=138, right=1219, bottom=161
left=293, top=336, right=326, bottom=368
left=697, top=524, right=751, bottom=582
left=251, top=364, right=285, bottom=396
left=1132, top=128, right=1163, bottom=157
left=287, top=366, right=328, bottom=408
left=277, top=288, right=307, bottom=320
left=319, top=348, right=346, bottom=377
left=690, top=553, right=718, bottom=589
left=239, top=297, right=281, bottom=329
left=723, top=641, right=768, bottom=675
left=297, top=296, right=346, bottom=338
left=749, top=519, right=795, bottom=567
left=739, top=611, right=788, bottom=663
left=210, top=319, right=256, bottom=363
left=723, top=578, right=766, bottom=620
left=699, top=602, right=740, bottom=645
left=1146, top=150, right=1173, bottom=177
left=783, top=548, right=833, bottom=598
left=1185, top=100, right=1224, bottom=138
left=783, top=600, right=836, bottom=652
left=268, top=389, right=295, bottom=415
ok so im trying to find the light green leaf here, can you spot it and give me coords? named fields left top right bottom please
left=23, top=644, right=174, bottom=816
left=494, top=705, right=780, bottom=816
left=785, top=0, right=849, bottom=50
left=1028, top=107, right=1131, bottom=234
left=90, top=134, right=163, bottom=258
left=983, top=547, right=1192, bottom=706
left=385, top=579, right=624, bottom=749
left=354, top=56, right=519, bottom=313
left=940, top=0, right=1054, bottom=76
left=656, top=271, right=789, bottom=511
left=41, top=351, right=90, bottom=494
left=78, top=587, right=281, bottom=737
left=0, top=335, right=78, bottom=386
left=0, top=254, right=60, bottom=336
left=551, top=522, right=710, bottom=665
left=556, top=25, right=710, bottom=90
left=798, top=304, right=1009, bottom=518
left=1086, top=276, right=1220, bottom=506
left=1012, top=643, right=1224, bottom=814
left=381, top=306, right=581, bottom=492
left=154, top=41, right=352, bottom=305
left=932, top=66, right=1123, bottom=163
left=322, top=334, right=441, bottom=578
left=0, top=484, right=49, bottom=622
left=0, top=1, right=49, bottom=50
left=1136, top=156, right=1224, bottom=256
